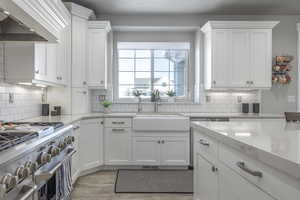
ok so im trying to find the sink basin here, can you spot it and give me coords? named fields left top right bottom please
left=133, top=114, right=190, bottom=132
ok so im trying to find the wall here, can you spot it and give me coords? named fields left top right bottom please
left=0, top=44, right=43, bottom=122
left=98, top=14, right=300, bottom=114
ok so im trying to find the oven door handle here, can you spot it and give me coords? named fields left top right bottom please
left=19, top=185, right=37, bottom=200
left=35, top=148, right=76, bottom=184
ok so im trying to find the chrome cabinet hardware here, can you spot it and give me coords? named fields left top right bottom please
left=112, top=121, right=125, bottom=125
left=199, top=139, right=210, bottom=146
left=213, top=80, right=216, bottom=85
left=161, top=140, right=165, bottom=144
left=211, top=166, right=218, bottom=172
left=73, top=125, right=80, bottom=130
left=83, top=81, right=87, bottom=85
left=35, top=69, right=39, bottom=74
left=157, top=140, right=161, bottom=144
left=112, top=128, right=125, bottom=132
left=236, top=161, right=263, bottom=178
left=100, top=80, right=104, bottom=84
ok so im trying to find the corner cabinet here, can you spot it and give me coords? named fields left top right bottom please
left=87, top=21, right=111, bottom=89
left=202, top=21, right=279, bottom=90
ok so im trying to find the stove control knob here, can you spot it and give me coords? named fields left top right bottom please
left=15, top=166, right=30, bottom=180
left=65, top=136, right=75, bottom=145
left=38, top=152, right=52, bottom=165
left=49, top=146, right=60, bottom=157
left=0, top=174, right=18, bottom=191
left=58, top=141, right=66, bottom=150
left=25, top=161, right=39, bottom=174
left=70, top=136, right=75, bottom=143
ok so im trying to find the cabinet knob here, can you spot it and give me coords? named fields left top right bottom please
left=82, top=91, right=87, bottom=95
left=161, top=140, right=165, bottom=144
left=100, top=80, right=104, bottom=84
left=213, top=81, right=216, bottom=85
left=56, top=76, right=59, bottom=80
left=35, top=69, right=39, bottom=74
left=83, top=81, right=87, bottom=85
left=157, top=140, right=161, bottom=144
left=211, top=166, right=218, bottom=172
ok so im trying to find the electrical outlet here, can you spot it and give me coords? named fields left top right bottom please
left=98, top=95, right=106, bottom=101
left=8, top=93, right=14, bottom=104
left=205, top=95, right=211, bottom=103
left=237, top=96, right=242, bottom=103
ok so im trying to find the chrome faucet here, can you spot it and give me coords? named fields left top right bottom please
left=137, top=97, right=142, bottom=113
left=152, top=90, right=160, bottom=112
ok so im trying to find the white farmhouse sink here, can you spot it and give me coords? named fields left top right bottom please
left=133, top=114, right=190, bottom=131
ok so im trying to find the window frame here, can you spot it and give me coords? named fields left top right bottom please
left=114, top=43, right=191, bottom=103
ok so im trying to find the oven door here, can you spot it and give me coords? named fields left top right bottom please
left=33, top=147, right=76, bottom=200
left=0, top=179, right=37, bottom=200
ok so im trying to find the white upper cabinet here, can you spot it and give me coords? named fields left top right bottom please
left=87, top=21, right=111, bottom=89
left=202, top=21, right=279, bottom=90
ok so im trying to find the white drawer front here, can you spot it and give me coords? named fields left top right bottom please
left=194, top=131, right=218, bottom=161
left=219, top=144, right=300, bottom=200
left=104, top=118, right=132, bottom=128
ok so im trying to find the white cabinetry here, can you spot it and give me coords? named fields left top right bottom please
left=0, top=43, right=4, bottom=82
left=87, top=21, right=111, bottom=89
left=71, top=88, right=89, bottom=114
left=71, top=122, right=81, bottom=183
left=79, top=118, right=103, bottom=171
left=133, top=135, right=190, bottom=166
left=104, top=118, right=132, bottom=165
left=201, top=21, right=279, bottom=90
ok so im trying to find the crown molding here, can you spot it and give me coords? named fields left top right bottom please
left=88, top=21, right=111, bottom=32
left=201, top=21, right=280, bottom=32
left=64, top=2, right=94, bottom=19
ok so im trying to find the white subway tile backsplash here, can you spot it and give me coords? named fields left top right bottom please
left=90, top=90, right=260, bottom=113
left=0, top=83, right=43, bottom=121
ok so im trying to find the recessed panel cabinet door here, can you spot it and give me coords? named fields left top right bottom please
left=71, top=123, right=81, bottom=182
left=132, top=137, right=160, bottom=165
left=46, top=43, right=58, bottom=83
left=160, top=137, right=189, bottom=166
left=250, top=29, right=272, bottom=88
left=104, top=128, right=131, bottom=165
left=194, top=153, right=218, bottom=200
left=79, top=119, right=104, bottom=171
left=231, top=30, right=251, bottom=88
left=212, top=30, right=231, bottom=88
left=87, top=29, right=107, bottom=88
left=34, top=43, right=47, bottom=81
left=71, top=88, right=89, bottom=114
left=219, top=163, right=275, bottom=200
left=72, top=16, right=87, bottom=87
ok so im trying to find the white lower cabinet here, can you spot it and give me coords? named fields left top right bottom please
left=219, top=163, right=274, bottom=200
left=71, top=122, right=81, bottom=183
left=79, top=119, right=103, bottom=171
left=104, top=128, right=131, bottom=165
left=133, top=136, right=190, bottom=166
left=194, top=153, right=218, bottom=200
left=132, top=137, right=161, bottom=165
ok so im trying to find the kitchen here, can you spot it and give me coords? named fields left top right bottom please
left=0, top=0, right=300, bottom=200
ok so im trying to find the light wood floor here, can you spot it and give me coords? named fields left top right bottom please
left=72, top=171, right=193, bottom=200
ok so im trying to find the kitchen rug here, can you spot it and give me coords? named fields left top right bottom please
left=115, top=169, right=193, bottom=193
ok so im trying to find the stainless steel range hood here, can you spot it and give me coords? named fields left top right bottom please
left=0, top=9, right=46, bottom=42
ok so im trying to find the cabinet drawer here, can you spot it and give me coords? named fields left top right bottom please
left=194, top=131, right=218, bottom=161
left=219, top=144, right=300, bottom=200
left=104, top=118, right=132, bottom=128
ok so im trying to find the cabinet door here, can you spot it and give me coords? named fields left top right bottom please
left=160, top=137, right=189, bottom=166
left=71, top=123, right=81, bottom=182
left=71, top=88, right=89, bottom=114
left=231, top=30, right=251, bottom=88
left=212, top=30, right=231, bottom=88
left=34, top=43, right=47, bottom=81
left=132, top=137, right=160, bottom=165
left=56, top=25, right=71, bottom=85
left=79, top=119, right=104, bottom=171
left=72, top=16, right=87, bottom=87
left=87, top=29, right=107, bottom=88
left=250, top=29, right=272, bottom=88
left=46, top=43, right=58, bottom=83
left=194, top=153, right=218, bottom=200
left=104, top=128, right=131, bottom=165
left=0, top=43, right=3, bottom=81
left=219, top=163, right=274, bottom=200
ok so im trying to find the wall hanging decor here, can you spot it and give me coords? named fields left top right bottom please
left=272, top=56, right=293, bottom=85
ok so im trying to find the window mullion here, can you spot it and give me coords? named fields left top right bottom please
left=151, top=49, right=154, bottom=92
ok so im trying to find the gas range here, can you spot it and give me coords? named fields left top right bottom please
left=0, top=122, right=64, bottom=152
left=0, top=122, right=75, bottom=200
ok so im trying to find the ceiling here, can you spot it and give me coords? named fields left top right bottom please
left=68, top=0, right=300, bottom=15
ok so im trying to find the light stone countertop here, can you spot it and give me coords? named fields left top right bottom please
left=21, top=112, right=284, bottom=125
left=191, top=119, right=300, bottom=178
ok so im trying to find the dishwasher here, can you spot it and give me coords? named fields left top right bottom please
left=189, top=117, right=230, bottom=168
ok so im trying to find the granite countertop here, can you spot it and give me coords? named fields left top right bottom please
left=191, top=119, right=300, bottom=178
left=21, top=112, right=284, bottom=124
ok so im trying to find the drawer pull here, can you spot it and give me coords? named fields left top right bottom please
left=112, top=128, right=125, bottom=132
left=199, top=139, right=210, bottom=146
left=236, top=162, right=263, bottom=178
left=112, top=121, right=125, bottom=125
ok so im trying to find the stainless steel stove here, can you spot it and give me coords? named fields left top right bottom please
left=0, top=122, right=75, bottom=200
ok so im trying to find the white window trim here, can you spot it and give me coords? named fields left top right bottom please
left=113, top=42, right=192, bottom=103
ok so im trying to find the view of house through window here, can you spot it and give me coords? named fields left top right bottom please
left=117, top=42, right=189, bottom=99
